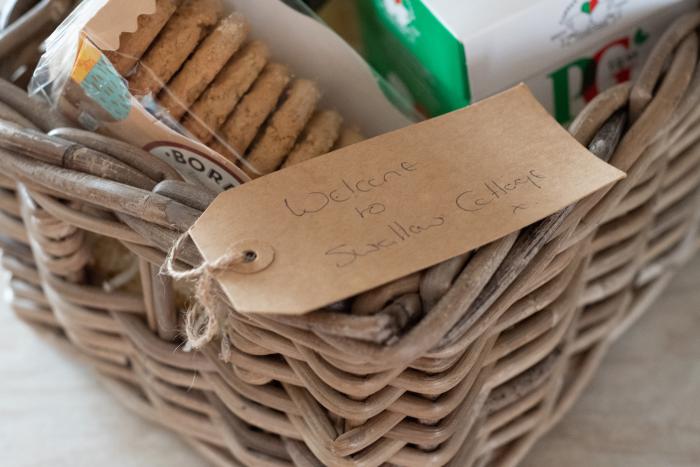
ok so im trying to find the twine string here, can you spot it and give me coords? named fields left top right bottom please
left=160, top=231, right=245, bottom=349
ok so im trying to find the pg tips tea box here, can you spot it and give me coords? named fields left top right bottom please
left=358, top=0, right=699, bottom=123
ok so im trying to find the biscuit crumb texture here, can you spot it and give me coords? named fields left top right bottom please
left=128, top=0, right=222, bottom=96
left=243, top=79, right=320, bottom=177
left=101, top=0, right=365, bottom=179
left=159, top=13, right=249, bottom=120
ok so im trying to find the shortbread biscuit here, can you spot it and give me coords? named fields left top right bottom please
left=210, top=62, right=291, bottom=162
left=282, top=110, right=342, bottom=168
left=158, top=13, right=249, bottom=120
left=105, top=0, right=179, bottom=76
left=243, top=79, right=320, bottom=178
left=334, top=125, right=365, bottom=149
left=182, top=40, right=268, bottom=143
left=128, top=0, right=222, bottom=96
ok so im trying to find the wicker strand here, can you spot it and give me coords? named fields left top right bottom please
left=160, top=230, right=244, bottom=349
left=101, top=259, right=140, bottom=293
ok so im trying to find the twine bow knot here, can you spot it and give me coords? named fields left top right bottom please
left=160, top=231, right=245, bottom=349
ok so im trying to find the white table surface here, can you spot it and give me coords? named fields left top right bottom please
left=1, top=256, right=699, bottom=467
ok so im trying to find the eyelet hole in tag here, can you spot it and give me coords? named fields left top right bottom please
left=228, top=240, right=274, bottom=274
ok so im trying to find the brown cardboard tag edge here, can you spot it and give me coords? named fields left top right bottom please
left=190, top=85, right=626, bottom=315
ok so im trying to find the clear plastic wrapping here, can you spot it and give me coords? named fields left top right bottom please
left=29, top=0, right=417, bottom=192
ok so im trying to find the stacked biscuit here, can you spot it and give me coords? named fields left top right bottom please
left=105, top=0, right=363, bottom=179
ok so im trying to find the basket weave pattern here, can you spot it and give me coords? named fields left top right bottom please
left=1, top=9, right=700, bottom=467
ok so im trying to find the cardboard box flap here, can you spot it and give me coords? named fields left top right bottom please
left=85, top=0, right=156, bottom=51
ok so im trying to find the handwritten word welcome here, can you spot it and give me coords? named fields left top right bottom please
left=283, top=161, right=418, bottom=217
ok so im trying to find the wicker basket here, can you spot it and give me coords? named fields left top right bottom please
left=0, top=0, right=74, bottom=334
left=2, top=5, right=700, bottom=466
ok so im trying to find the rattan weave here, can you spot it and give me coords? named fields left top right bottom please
left=1, top=5, right=700, bottom=467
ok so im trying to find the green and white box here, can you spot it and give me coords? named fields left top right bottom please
left=358, top=0, right=699, bottom=123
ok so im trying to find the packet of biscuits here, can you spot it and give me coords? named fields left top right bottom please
left=29, top=0, right=416, bottom=192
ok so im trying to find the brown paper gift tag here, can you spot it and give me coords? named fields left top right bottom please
left=190, top=85, right=625, bottom=314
